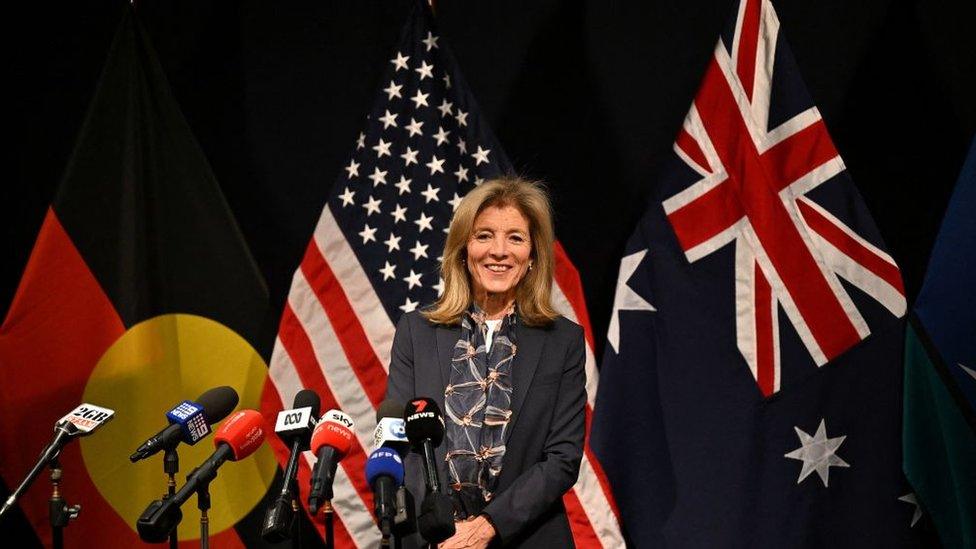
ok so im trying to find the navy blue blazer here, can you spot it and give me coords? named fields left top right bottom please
left=386, top=310, right=586, bottom=548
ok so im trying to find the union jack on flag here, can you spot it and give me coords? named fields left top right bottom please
left=662, top=0, right=907, bottom=396
left=259, top=2, right=623, bottom=546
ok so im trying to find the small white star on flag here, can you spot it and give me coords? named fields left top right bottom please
left=784, top=419, right=850, bottom=487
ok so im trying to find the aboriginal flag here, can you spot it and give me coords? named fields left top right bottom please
left=0, top=6, right=277, bottom=547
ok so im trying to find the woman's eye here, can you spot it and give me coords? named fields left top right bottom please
left=475, top=233, right=491, bottom=241
left=510, top=234, right=526, bottom=243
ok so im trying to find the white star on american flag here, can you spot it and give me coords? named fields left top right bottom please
left=401, top=147, right=419, bottom=165
left=384, top=233, right=401, bottom=252
left=399, top=297, right=419, bottom=313
left=379, top=261, right=397, bottom=280
left=384, top=80, right=403, bottom=100
left=472, top=146, right=490, bottom=165
left=379, top=110, right=398, bottom=129
left=455, top=109, right=468, bottom=127
left=415, top=60, right=434, bottom=80
left=345, top=159, right=360, bottom=178
left=373, top=138, right=392, bottom=158
left=368, top=167, right=388, bottom=186
left=390, top=51, right=409, bottom=71
left=433, top=127, right=450, bottom=146
left=426, top=155, right=445, bottom=175
left=403, top=269, right=423, bottom=289
left=454, top=166, right=469, bottom=183
left=405, top=118, right=424, bottom=137
left=422, top=32, right=439, bottom=51
left=394, top=176, right=412, bottom=195
left=391, top=204, right=408, bottom=223
left=362, top=196, right=382, bottom=216
left=437, top=99, right=453, bottom=117
left=414, top=212, right=434, bottom=232
left=411, top=90, right=430, bottom=108
left=410, top=241, right=429, bottom=260
left=339, top=187, right=355, bottom=207
left=421, top=184, right=440, bottom=203
left=358, top=224, right=377, bottom=244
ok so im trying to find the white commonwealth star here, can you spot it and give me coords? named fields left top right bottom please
left=784, top=419, right=850, bottom=487
left=898, top=493, right=922, bottom=527
left=607, top=249, right=655, bottom=353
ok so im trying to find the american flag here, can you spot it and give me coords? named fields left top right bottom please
left=593, top=0, right=917, bottom=545
left=259, top=2, right=623, bottom=546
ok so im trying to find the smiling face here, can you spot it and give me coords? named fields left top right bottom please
left=465, top=204, right=533, bottom=307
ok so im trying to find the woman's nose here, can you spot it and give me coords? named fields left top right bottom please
left=489, top=236, right=508, bottom=257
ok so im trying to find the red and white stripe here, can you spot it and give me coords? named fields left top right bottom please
left=662, top=0, right=905, bottom=396
left=262, top=207, right=624, bottom=547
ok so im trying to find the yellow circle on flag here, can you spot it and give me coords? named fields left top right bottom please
left=80, top=314, right=276, bottom=541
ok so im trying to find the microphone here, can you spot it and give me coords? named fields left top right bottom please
left=307, top=409, right=355, bottom=515
left=373, top=398, right=409, bottom=454
left=403, top=397, right=455, bottom=543
left=365, top=448, right=404, bottom=539
left=136, top=409, right=266, bottom=542
left=130, top=386, right=239, bottom=462
left=403, top=397, right=445, bottom=492
left=261, top=389, right=321, bottom=542
left=1, top=404, right=115, bottom=518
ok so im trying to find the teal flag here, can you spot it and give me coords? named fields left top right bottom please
left=903, top=137, right=976, bottom=548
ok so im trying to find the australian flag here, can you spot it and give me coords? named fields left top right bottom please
left=591, top=0, right=925, bottom=545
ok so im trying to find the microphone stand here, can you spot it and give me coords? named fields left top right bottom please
left=162, top=446, right=180, bottom=549
left=47, top=458, right=80, bottom=549
left=323, top=500, right=334, bottom=549
left=197, top=479, right=212, bottom=549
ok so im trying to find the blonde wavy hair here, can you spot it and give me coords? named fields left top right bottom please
left=423, top=176, right=558, bottom=327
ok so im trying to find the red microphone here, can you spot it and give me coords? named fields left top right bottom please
left=308, top=409, right=355, bottom=514
left=214, top=409, right=266, bottom=460
left=137, top=409, right=268, bottom=542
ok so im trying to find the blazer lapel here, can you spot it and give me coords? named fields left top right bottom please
left=435, top=323, right=460, bottom=412
left=506, top=323, right=547, bottom=443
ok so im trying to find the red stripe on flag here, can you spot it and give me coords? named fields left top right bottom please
left=554, top=242, right=596, bottom=351
left=736, top=0, right=761, bottom=99
left=676, top=127, right=711, bottom=172
left=667, top=180, right=744, bottom=252
left=563, top=488, right=602, bottom=549
left=300, top=241, right=387, bottom=409
left=275, top=304, right=375, bottom=512
left=754, top=265, right=776, bottom=396
left=797, top=200, right=906, bottom=296
left=260, top=379, right=357, bottom=547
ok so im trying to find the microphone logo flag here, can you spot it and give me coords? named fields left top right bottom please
left=59, top=404, right=115, bottom=434
left=274, top=406, right=314, bottom=432
left=166, top=400, right=210, bottom=443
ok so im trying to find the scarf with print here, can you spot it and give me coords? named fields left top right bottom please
left=444, top=304, right=517, bottom=518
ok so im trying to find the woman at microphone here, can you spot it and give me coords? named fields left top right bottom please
left=386, top=177, right=586, bottom=548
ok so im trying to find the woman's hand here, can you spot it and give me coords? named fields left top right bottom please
left=438, top=515, right=496, bottom=549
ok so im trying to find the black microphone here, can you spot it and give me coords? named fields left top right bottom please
left=0, top=404, right=115, bottom=517
left=137, top=410, right=266, bottom=542
left=261, top=389, right=321, bottom=542
left=403, top=397, right=455, bottom=543
left=129, top=386, right=239, bottom=462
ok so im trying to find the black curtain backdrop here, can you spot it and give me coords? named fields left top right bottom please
left=6, top=0, right=976, bottom=395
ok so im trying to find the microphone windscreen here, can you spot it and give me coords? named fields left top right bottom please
left=213, top=409, right=266, bottom=460
left=403, top=397, right=444, bottom=447
left=365, top=448, right=404, bottom=486
left=310, top=418, right=355, bottom=457
left=196, top=386, right=239, bottom=424
left=376, top=398, right=404, bottom=422
left=293, top=389, right=321, bottom=419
